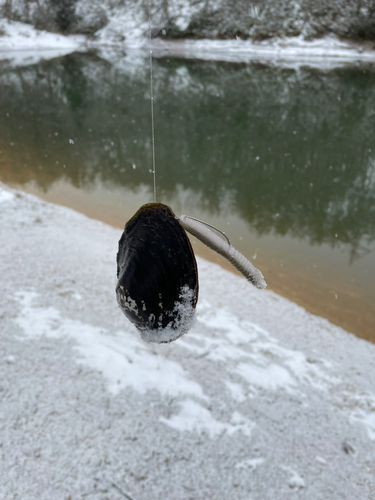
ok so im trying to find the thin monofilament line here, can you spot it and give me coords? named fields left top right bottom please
left=149, top=5, right=157, bottom=203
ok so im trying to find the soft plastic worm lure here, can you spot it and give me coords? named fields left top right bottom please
left=179, top=215, right=267, bottom=290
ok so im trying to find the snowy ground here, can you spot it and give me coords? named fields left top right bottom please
left=1, top=183, right=374, bottom=499
left=1, top=19, right=375, bottom=70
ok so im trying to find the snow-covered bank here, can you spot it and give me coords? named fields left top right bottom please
left=1, top=18, right=375, bottom=70
left=0, top=19, right=84, bottom=50
left=1, top=184, right=374, bottom=499
left=144, top=35, right=375, bottom=70
left=0, top=19, right=84, bottom=65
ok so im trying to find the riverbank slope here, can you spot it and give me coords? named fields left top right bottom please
left=1, top=184, right=374, bottom=499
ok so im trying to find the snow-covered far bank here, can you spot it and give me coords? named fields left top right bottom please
left=1, top=183, right=375, bottom=500
left=0, top=19, right=84, bottom=51
left=1, top=19, right=375, bottom=70
left=0, top=19, right=84, bottom=65
left=149, top=35, right=375, bottom=68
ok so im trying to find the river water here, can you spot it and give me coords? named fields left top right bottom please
left=1, top=50, right=374, bottom=341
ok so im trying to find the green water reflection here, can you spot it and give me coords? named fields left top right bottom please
left=1, top=51, right=375, bottom=337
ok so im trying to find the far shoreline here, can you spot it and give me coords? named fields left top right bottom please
left=1, top=19, right=375, bottom=70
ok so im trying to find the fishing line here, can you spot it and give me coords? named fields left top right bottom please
left=117, top=10, right=267, bottom=342
left=148, top=2, right=157, bottom=203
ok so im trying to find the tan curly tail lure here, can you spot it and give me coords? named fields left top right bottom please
left=179, top=215, right=267, bottom=290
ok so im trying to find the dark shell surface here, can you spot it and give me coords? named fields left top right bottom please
left=116, top=203, right=198, bottom=342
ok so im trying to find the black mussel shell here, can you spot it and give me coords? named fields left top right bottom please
left=116, top=203, right=198, bottom=342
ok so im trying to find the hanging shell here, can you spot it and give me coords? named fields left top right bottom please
left=116, top=203, right=198, bottom=343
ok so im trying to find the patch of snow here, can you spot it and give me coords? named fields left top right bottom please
left=0, top=189, right=14, bottom=203
left=137, top=286, right=197, bottom=344
left=236, top=362, right=297, bottom=393
left=5, top=354, right=16, bottom=364
left=229, top=411, right=255, bottom=437
left=235, top=457, right=265, bottom=470
left=167, top=0, right=203, bottom=31
left=350, top=395, right=375, bottom=440
left=281, top=465, right=306, bottom=489
left=183, top=294, right=375, bottom=443
left=0, top=19, right=84, bottom=51
left=225, top=380, right=247, bottom=402
left=160, top=399, right=254, bottom=438
left=94, top=8, right=148, bottom=47
left=181, top=304, right=335, bottom=397
left=14, top=291, right=206, bottom=399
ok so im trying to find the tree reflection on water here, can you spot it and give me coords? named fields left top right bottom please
left=1, top=51, right=375, bottom=265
